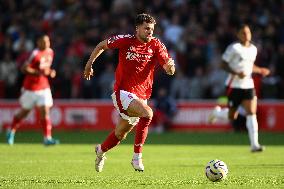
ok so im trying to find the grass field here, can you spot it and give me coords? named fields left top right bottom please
left=0, top=131, right=284, bottom=188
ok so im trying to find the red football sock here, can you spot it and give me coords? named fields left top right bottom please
left=41, top=117, right=52, bottom=139
left=134, top=117, right=151, bottom=153
left=10, top=117, right=22, bottom=132
left=101, top=130, right=120, bottom=152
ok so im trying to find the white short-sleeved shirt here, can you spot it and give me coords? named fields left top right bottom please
left=222, top=42, right=257, bottom=89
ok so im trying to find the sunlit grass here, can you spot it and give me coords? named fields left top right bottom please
left=0, top=131, right=283, bottom=188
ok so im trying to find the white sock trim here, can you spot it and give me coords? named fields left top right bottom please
left=133, top=153, right=142, bottom=159
left=246, top=114, right=260, bottom=148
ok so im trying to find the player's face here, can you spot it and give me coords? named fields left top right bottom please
left=38, top=35, right=50, bottom=50
left=238, top=26, right=252, bottom=43
left=136, top=22, right=155, bottom=43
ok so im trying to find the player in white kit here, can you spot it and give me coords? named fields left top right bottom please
left=209, top=24, right=270, bottom=152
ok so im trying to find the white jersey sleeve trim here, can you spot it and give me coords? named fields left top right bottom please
left=24, top=49, right=39, bottom=66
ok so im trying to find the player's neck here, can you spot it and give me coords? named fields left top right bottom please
left=241, top=41, right=250, bottom=47
left=39, top=47, right=48, bottom=51
left=135, top=34, right=147, bottom=44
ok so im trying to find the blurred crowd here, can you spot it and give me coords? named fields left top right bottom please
left=0, top=0, right=283, bottom=100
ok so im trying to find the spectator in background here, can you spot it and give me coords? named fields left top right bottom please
left=207, top=64, right=227, bottom=98
left=6, top=34, right=59, bottom=146
left=188, top=66, right=208, bottom=99
left=0, top=0, right=283, bottom=100
left=12, top=31, right=34, bottom=53
left=98, top=63, right=115, bottom=99
left=0, top=52, right=18, bottom=98
left=275, top=44, right=284, bottom=98
left=170, top=69, right=190, bottom=99
left=152, top=87, right=177, bottom=133
left=163, top=13, right=184, bottom=47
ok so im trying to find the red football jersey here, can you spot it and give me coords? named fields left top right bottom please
left=107, top=34, right=170, bottom=100
left=22, top=48, right=54, bottom=91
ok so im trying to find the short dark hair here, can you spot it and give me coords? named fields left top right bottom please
left=135, top=13, right=156, bottom=26
left=236, top=23, right=250, bottom=32
left=35, top=32, right=48, bottom=41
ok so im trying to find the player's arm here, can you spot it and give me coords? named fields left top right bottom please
left=220, top=61, right=245, bottom=78
left=21, top=64, right=41, bottom=76
left=42, top=68, right=56, bottom=78
left=252, top=65, right=270, bottom=77
left=21, top=64, right=56, bottom=78
left=221, top=44, right=245, bottom=78
left=162, top=58, right=175, bottom=75
left=156, top=39, right=175, bottom=75
left=84, top=39, right=109, bottom=80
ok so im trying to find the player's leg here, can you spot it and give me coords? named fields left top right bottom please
left=100, top=117, right=133, bottom=152
left=127, top=98, right=153, bottom=152
left=99, top=90, right=140, bottom=153
left=37, top=88, right=59, bottom=146
left=232, top=106, right=247, bottom=132
left=228, top=107, right=239, bottom=121
left=95, top=118, right=133, bottom=172
left=208, top=106, right=229, bottom=123
left=242, top=96, right=263, bottom=152
left=7, top=89, right=34, bottom=145
left=95, top=90, right=141, bottom=172
left=127, top=98, right=153, bottom=172
left=96, top=97, right=152, bottom=172
left=10, top=108, right=30, bottom=132
left=7, top=108, right=31, bottom=145
left=209, top=89, right=240, bottom=123
left=38, top=105, right=59, bottom=146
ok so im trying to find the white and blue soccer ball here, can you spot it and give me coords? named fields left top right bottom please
left=205, top=159, right=228, bottom=182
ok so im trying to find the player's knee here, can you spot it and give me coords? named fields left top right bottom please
left=16, top=109, right=30, bottom=119
left=143, top=108, right=153, bottom=120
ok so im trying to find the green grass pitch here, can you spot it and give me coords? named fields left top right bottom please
left=0, top=131, right=284, bottom=188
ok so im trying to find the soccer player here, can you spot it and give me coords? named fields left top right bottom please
left=84, top=13, right=175, bottom=172
left=208, top=24, right=270, bottom=152
left=6, top=34, right=59, bottom=146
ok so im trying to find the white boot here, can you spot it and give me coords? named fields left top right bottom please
left=131, top=153, right=144, bottom=172
left=95, top=144, right=106, bottom=172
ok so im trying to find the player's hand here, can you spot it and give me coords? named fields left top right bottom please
left=49, top=69, right=56, bottom=78
left=84, top=63, right=94, bottom=80
left=260, top=68, right=270, bottom=77
left=42, top=68, right=56, bottom=78
left=164, top=58, right=175, bottom=75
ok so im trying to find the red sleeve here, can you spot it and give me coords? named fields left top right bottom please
left=24, top=50, right=38, bottom=66
left=107, top=34, right=133, bottom=49
left=50, top=48, right=54, bottom=58
left=154, top=39, right=171, bottom=66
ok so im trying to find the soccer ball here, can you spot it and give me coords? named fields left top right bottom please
left=205, top=159, right=228, bottom=182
